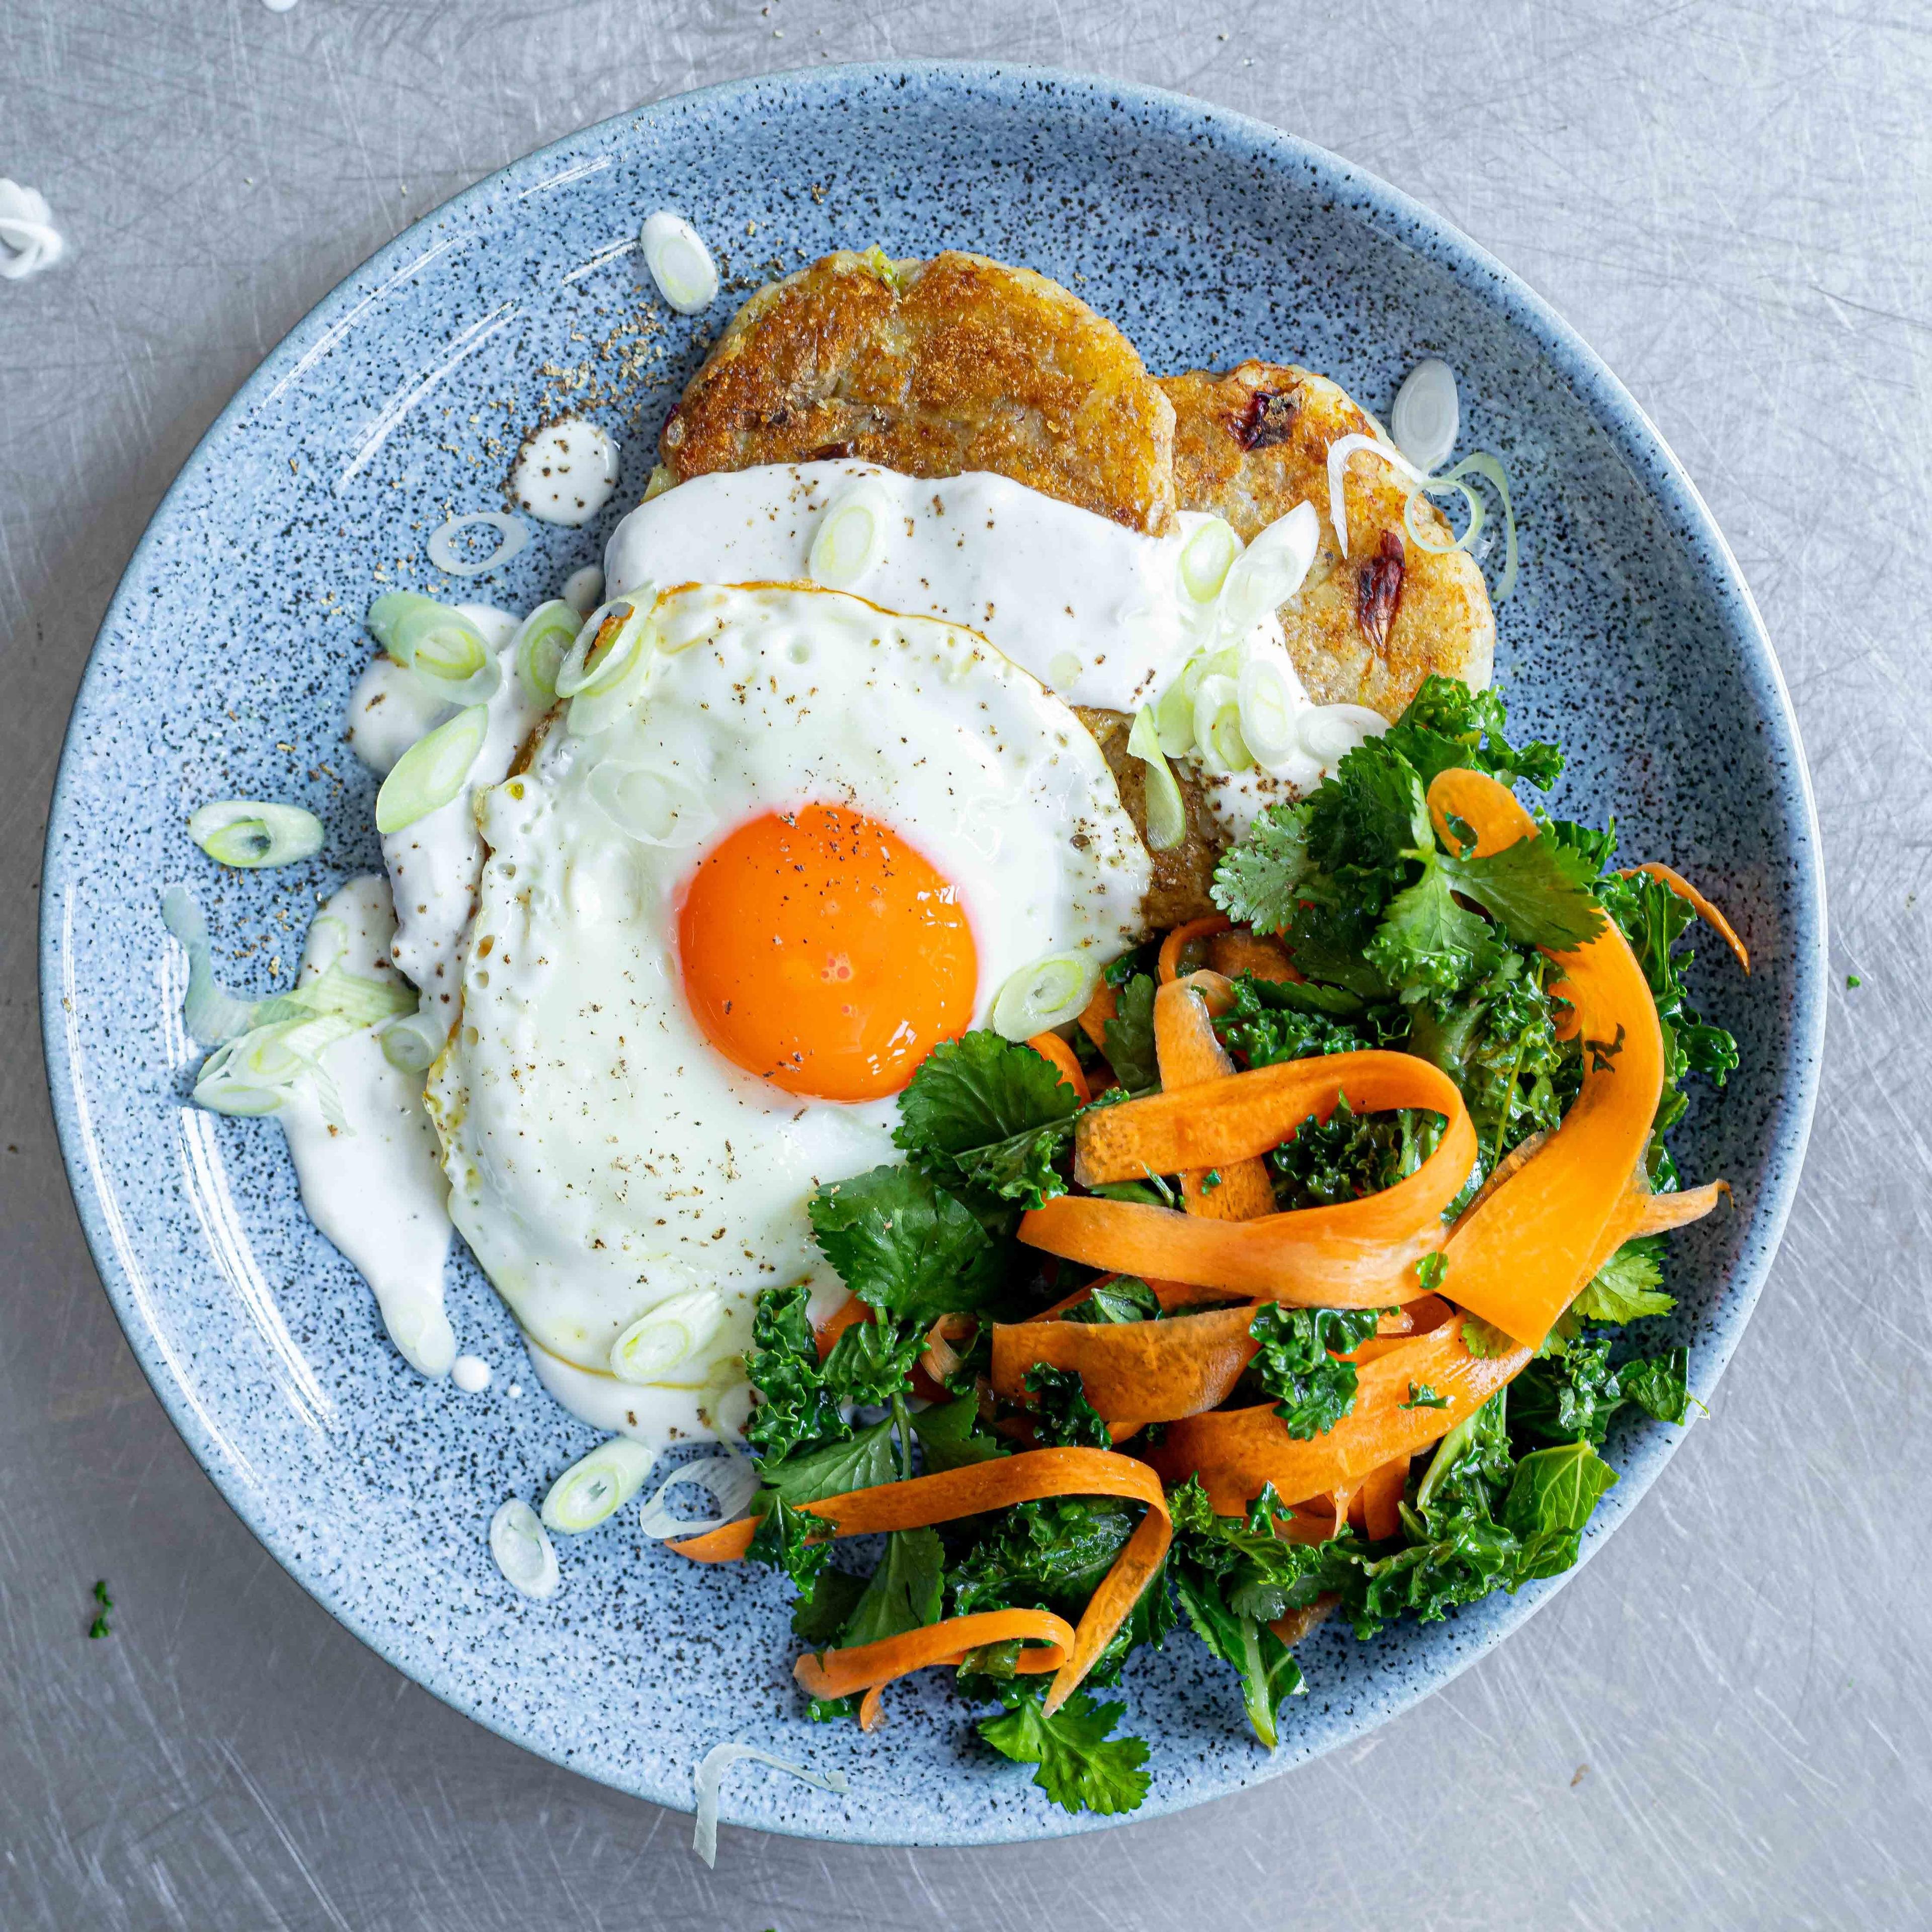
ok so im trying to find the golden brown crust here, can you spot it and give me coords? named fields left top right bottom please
left=1161, top=362, right=1495, bottom=717
left=661, top=251, right=1177, bottom=534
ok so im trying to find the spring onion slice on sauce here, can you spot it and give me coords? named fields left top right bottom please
left=691, top=1744, right=847, bottom=1870
left=808, top=476, right=896, bottom=589
left=1175, top=512, right=1241, bottom=606
left=187, top=800, right=324, bottom=870
left=510, top=598, right=584, bottom=706
left=374, top=705, right=489, bottom=834
left=366, top=591, right=503, bottom=704
left=610, top=1290, right=730, bottom=1383
left=540, top=1437, right=658, bottom=1534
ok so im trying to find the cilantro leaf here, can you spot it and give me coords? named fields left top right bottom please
left=1573, top=1235, right=1675, bottom=1323
left=838, top=1527, right=944, bottom=1650
left=977, top=1687, right=1151, bottom=1816
left=1438, top=836, right=1606, bottom=951
left=1401, top=1383, right=1448, bottom=1410
left=1364, top=857, right=1501, bottom=997
left=1210, top=799, right=1313, bottom=934
left=1023, top=1364, right=1111, bottom=1448
left=1102, top=973, right=1160, bottom=1092
left=1246, top=1304, right=1383, bottom=1438
left=809, top=1164, right=1000, bottom=1327
left=1504, top=1440, right=1619, bottom=1536
left=909, top=1389, right=1006, bottom=1472
left=894, top=1031, right=1083, bottom=1208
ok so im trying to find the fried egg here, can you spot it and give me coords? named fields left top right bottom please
left=425, top=583, right=1149, bottom=1436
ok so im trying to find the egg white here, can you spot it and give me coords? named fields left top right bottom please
left=426, top=583, right=1150, bottom=1417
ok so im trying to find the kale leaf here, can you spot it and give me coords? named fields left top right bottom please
left=977, top=1687, right=1151, bottom=1816
left=742, top=1281, right=848, bottom=1460
left=1618, top=1345, right=1692, bottom=1425
left=1023, top=1364, right=1112, bottom=1449
left=1266, top=1094, right=1434, bottom=1212
left=1246, top=1304, right=1384, bottom=1439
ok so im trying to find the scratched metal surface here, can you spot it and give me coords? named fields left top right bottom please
left=1, top=1, right=1923, bottom=1925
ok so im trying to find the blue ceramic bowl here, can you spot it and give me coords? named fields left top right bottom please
left=40, top=62, right=1825, bottom=1845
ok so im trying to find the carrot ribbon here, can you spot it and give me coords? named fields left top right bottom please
left=1426, top=770, right=1667, bottom=1352
left=1020, top=1049, right=1475, bottom=1304
left=670, top=1447, right=1172, bottom=1718
left=1149, top=1307, right=1531, bottom=1513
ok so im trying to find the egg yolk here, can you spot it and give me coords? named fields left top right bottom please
left=677, top=803, right=979, bottom=1102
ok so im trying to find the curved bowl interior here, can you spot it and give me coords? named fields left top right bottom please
left=40, top=62, right=1823, bottom=1845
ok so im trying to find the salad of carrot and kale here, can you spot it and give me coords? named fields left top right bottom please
left=670, top=675, right=1742, bottom=1817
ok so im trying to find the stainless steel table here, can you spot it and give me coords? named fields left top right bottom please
left=5, top=3, right=1925, bottom=1925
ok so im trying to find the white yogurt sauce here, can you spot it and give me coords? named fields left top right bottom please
left=606, top=461, right=1221, bottom=714
left=561, top=564, right=604, bottom=614
left=376, top=604, right=548, bottom=1014
left=451, top=1353, right=492, bottom=1392
left=278, top=875, right=456, bottom=1377
left=510, top=420, right=621, bottom=528
left=525, top=1335, right=754, bottom=1449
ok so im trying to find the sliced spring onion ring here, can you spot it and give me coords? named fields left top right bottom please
left=1217, top=501, right=1318, bottom=638
left=366, top=591, right=501, bottom=704
left=1191, top=673, right=1251, bottom=775
left=1326, top=432, right=1519, bottom=601
left=192, top=1013, right=355, bottom=1125
left=993, top=951, right=1101, bottom=1042
left=1176, top=513, right=1241, bottom=605
left=1236, top=655, right=1302, bottom=769
left=1126, top=705, right=1188, bottom=852
left=426, top=511, right=527, bottom=579
left=374, top=705, right=489, bottom=835
left=1297, top=702, right=1389, bottom=770
left=586, top=761, right=715, bottom=849
left=637, top=1452, right=762, bottom=1540
left=555, top=597, right=653, bottom=733
left=511, top=599, right=584, bottom=706
left=1414, top=452, right=1519, bottom=602
left=692, top=1743, right=848, bottom=1871
left=186, top=800, right=324, bottom=870
left=380, top=1003, right=451, bottom=1074
left=540, top=1437, right=658, bottom=1534
left=266, top=962, right=416, bottom=1030
left=489, top=1498, right=560, bottom=1601
left=640, top=210, right=719, bottom=313
left=1390, top=358, right=1460, bottom=474
left=1325, top=432, right=1431, bottom=558
left=610, top=1289, right=730, bottom=1384
left=808, top=476, right=895, bottom=590
left=161, top=886, right=261, bottom=1043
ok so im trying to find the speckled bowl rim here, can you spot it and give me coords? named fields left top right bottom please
left=41, top=59, right=1826, bottom=1842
